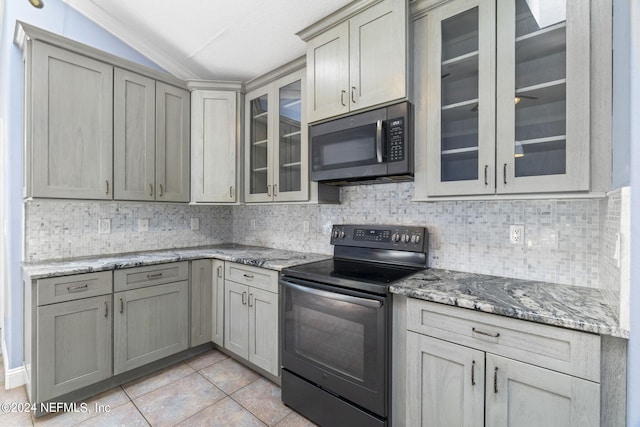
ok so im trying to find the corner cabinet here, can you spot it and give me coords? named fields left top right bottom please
left=245, top=68, right=309, bottom=203
left=301, top=0, right=408, bottom=123
left=416, top=0, right=591, bottom=197
left=190, top=89, right=239, bottom=203
left=26, top=41, right=114, bottom=199
left=406, top=299, right=600, bottom=427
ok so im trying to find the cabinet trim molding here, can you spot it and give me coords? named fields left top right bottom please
left=296, top=0, right=384, bottom=41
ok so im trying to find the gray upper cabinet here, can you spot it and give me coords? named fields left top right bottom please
left=156, top=82, right=191, bottom=202
left=114, top=68, right=156, bottom=201
left=191, top=90, right=238, bottom=203
left=28, top=41, right=113, bottom=199
left=415, top=0, right=592, bottom=198
left=302, top=0, right=407, bottom=123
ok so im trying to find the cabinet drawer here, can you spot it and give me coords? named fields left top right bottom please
left=407, top=299, right=601, bottom=382
left=37, top=271, right=112, bottom=306
left=225, top=262, right=278, bottom=293
left=114, top=262, right=188, bottom=292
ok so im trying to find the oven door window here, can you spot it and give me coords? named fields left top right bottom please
left=282, top=279, right=386, bottom=413
left=312, top=124, right=381, bottom=172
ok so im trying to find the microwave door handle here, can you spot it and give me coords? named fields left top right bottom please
left=282, top=279, right=382, bottom=309
left=376, top=119, right=383, bottom=163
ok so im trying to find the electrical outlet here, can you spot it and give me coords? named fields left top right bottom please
left=138, top=218, right=149, bottom=232
left=190, top=218, right=200, bottom=231
left=303, top=220, right=310, bottom=233
left=98, top=218, right=111, bottom=234
left=250, top=219, right=256, bottom=229
left=510, top=225, right=524, bottom=245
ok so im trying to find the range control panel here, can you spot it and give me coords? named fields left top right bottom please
left=330, top=224, right=427, bottom=252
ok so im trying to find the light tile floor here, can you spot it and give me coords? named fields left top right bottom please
left=0, top=350, right=317, bottom=426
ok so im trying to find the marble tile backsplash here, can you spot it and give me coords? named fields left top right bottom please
left=24, top=200, right=232, bottom=262
left=233, top=182, right=603, bottom=287
left=25, top=181, right=617, bottom=291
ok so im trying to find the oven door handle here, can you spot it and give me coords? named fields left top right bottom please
left=282, top=279, right=383, bottom=309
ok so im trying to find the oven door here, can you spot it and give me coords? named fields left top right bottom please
left=280, top=277, right=388, bottom=416
left=310, top=108, right=388, bottom=182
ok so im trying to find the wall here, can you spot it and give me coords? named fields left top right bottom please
left=234, top=182, right=604, bottom=288
left=23, top=201, right=232, bottom=261
left=0, top=0, right=164, bottom=371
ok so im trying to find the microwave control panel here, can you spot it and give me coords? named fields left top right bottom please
left=388, top=117, right=405, bottom=162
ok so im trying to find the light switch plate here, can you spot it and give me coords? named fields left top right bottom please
left=191, top=218, right=200, bottom=231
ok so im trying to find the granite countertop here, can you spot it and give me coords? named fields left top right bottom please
left=390, top=268, right=628, bottom=339
left=22, top=244, right=331, bottom=280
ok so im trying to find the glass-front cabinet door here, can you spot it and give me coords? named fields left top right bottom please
left=247, top=92, right=271, bottom=201
left=426, top=0, right=496, bottom=196
left=245, top=68, right=308, bottom=202
left=496, top=0, right=590, bottom=194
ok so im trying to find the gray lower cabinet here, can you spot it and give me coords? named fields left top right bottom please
left=114, top=280, right=189, bottom=375
left=224, top=262, right=279, bottom=377
left=191, top=259, right=215, bottom=346
left=406, top=299, right=601, bottom=427
left=36, top=295, right=112, bottom=403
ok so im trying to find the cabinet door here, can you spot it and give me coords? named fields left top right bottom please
left=191, top=260, right=213, bottom=347
left=425, top=0, right=496, bottom=196
left=211, top=260, right=225, bottom=346
left=191, top=90, right=237, bottom=203
left=114, top=281, right=189, bottom=375
left=31, top=42, right=113, bottom=199
left=224, top=280, right=249, bottom=358
left=496, top=0, right=590, bottom=193
left=37, top=295, right=112, bottom=402
left=156, top=82, right=190, bottom=202
left=486, top=354, right=599, bottom=427
left=406, top=332, right=484, bottom=427
left=349, top=0, right=406, bottom=111
left=306, top=22, right=350, bottom=122
left=114, top=68, right=156, bottom=201
left=248, top=287, right=279, bottom=376
left=245, top=88, right=273, bottom=202
left=273, top=70, right=309, bottom=202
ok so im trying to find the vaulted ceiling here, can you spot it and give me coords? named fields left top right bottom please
left=62, top=0, right=353, bottom=82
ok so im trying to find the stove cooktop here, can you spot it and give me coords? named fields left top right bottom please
left=282, top=258, right=425, bottom=295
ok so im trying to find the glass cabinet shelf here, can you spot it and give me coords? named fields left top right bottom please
left=253, top=111, right=268, bottom=119
left=282, top=130, right=301, bottom=139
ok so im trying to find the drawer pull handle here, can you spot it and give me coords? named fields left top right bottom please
left=243, top=274, right=254, bottom=279
left=248, top=293, right=254, bottom=307
left=67, top=284, right=88, bottom=293
left=217, top=266, right=223, bottom=278
left=104, top=301, right=109, bottom=318
left=120, top=298, right=124, bottom=314
left=230, top=186, right=234, bottom=198
left=242, top=291, right=247, bottom=305
left=351, top=86, right=357, bottom=104
left=484, top=165, right=489, bottom=186
left=149, top=183, right=153, bottom=196
left=503, top=163, right=508, bottom=185
left=340, top=90, right=347, bottom=107
left=106, top=180, right=110, bottom=195
left=494, top=367, right=499, bottom=394
left=471, top=360, right=476, bottom=386
left=147, top=273, right=163, bottom=279
left=472, top=327, right=500, bottom=338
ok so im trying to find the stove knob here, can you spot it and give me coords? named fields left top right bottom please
left=391, top=233, right=401, bottom=242
left=411, top=235, right=421, bottom=244
left=339, top=230, right=346, bottom=239
left=332, top=229, right=340, bottom=238
left=401, top=234, right=411, bottom=243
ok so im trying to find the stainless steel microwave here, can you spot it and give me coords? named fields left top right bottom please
left=310, top=102, right=413, bottom=184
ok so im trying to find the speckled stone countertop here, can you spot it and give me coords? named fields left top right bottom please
left=390, top=269, right=628, bottom=339
left=22, top=244, right=331, bottom=280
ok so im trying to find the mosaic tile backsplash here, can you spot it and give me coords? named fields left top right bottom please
left=25, top=182, right=622, bottom=293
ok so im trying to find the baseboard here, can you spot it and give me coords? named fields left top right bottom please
left=2, top=337, right=26, bottom=390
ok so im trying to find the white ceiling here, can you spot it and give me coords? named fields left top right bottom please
left=62, top=0, right=353, bottom=82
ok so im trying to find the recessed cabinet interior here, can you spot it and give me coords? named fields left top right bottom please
left=406, top=299, right=601, bottom=427
left=191, top=90, right=238, bottom=203
left=417, top=0, right=591, bottom=198
left=26, top=41, right=114, bottom=200
left=302, top=0, right=407, bottom=123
